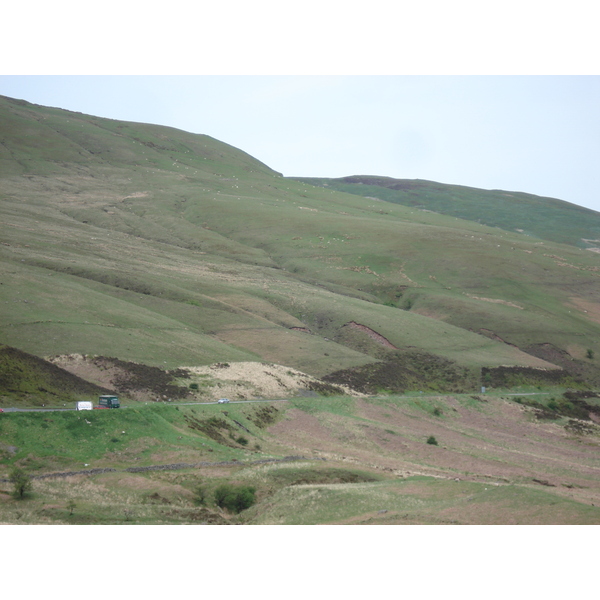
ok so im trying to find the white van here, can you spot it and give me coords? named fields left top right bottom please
left=76, top=401, right=93, bottom=411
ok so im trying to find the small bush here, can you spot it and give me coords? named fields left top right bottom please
left=214, top=484, right=256, bottom=513
left=236, top=436, right=249, bottom=446
left=403, top=298, right=414, bottom=311
left=9, top=467, right=32, bottom=499
left=432, top=407, right=442, bottom=416
left=189, top=383, right=199, bottom=390
left=426, top=436, right=438, bottom=446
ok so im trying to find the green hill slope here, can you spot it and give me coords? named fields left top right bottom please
left=293, top=176, right=600, bottom=249
left=2, top=95, right=600, bottom=387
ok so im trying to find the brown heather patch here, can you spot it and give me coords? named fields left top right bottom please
left=266, top=396, right=600, bottom=507
left=269, top=409, right=335, bottom=449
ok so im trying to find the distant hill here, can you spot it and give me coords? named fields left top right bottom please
left=292, top=176, right=600, bottom=249
left=2, top=94, right=600, bottom=389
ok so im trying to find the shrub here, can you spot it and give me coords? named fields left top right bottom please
left=9, top=467, right=32, bottom=499
left=214, top=484, right=256, bottom=513
left=426, top=436, right=438, bottom=446
left=403, top=298, right=414, bottom=311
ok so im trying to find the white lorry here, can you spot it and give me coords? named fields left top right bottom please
left=76, top=401, right=93, bottom=411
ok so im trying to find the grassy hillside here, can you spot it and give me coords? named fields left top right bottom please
left=293, top=175, right=600, bottom=249
left=2, top=94, right=600, bottom=388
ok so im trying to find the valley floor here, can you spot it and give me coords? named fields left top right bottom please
left=1, top=391, right=599, bottom=525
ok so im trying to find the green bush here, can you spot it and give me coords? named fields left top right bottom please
left=9, top=466, right=32, bottom=499
left=426, top=435, right=438, bottom=446
left=214, top=484, right=256, bottom=513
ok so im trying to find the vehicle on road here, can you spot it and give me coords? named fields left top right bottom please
left=76, top=401, right=93, bottom=411
left=98, top=395, right=120, bottom=408
left=217, top=398, right=230, bottom=404
left=0, top=408, right=4, bottom=413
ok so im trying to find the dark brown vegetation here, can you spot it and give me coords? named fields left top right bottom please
left=524, top=343, right=600, bottom=386
left=481, top=364, right=582, bottom=389
left=510, top=390, right=600, bottom=423
left=248, top=405, right=279, bottom=429
left=87, top=356, right=191, bottom=400
left=184, top=413, right=245, bottom=448
left=322, top=350, right=477, bottom=394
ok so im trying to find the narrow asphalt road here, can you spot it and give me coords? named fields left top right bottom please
left=0, top=398, right=292, bottom=413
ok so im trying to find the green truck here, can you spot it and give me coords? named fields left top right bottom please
left=97, top=395, right=120, bottom=409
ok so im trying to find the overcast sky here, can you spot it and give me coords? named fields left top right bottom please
left=2, top=3, right=599, bottom=212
